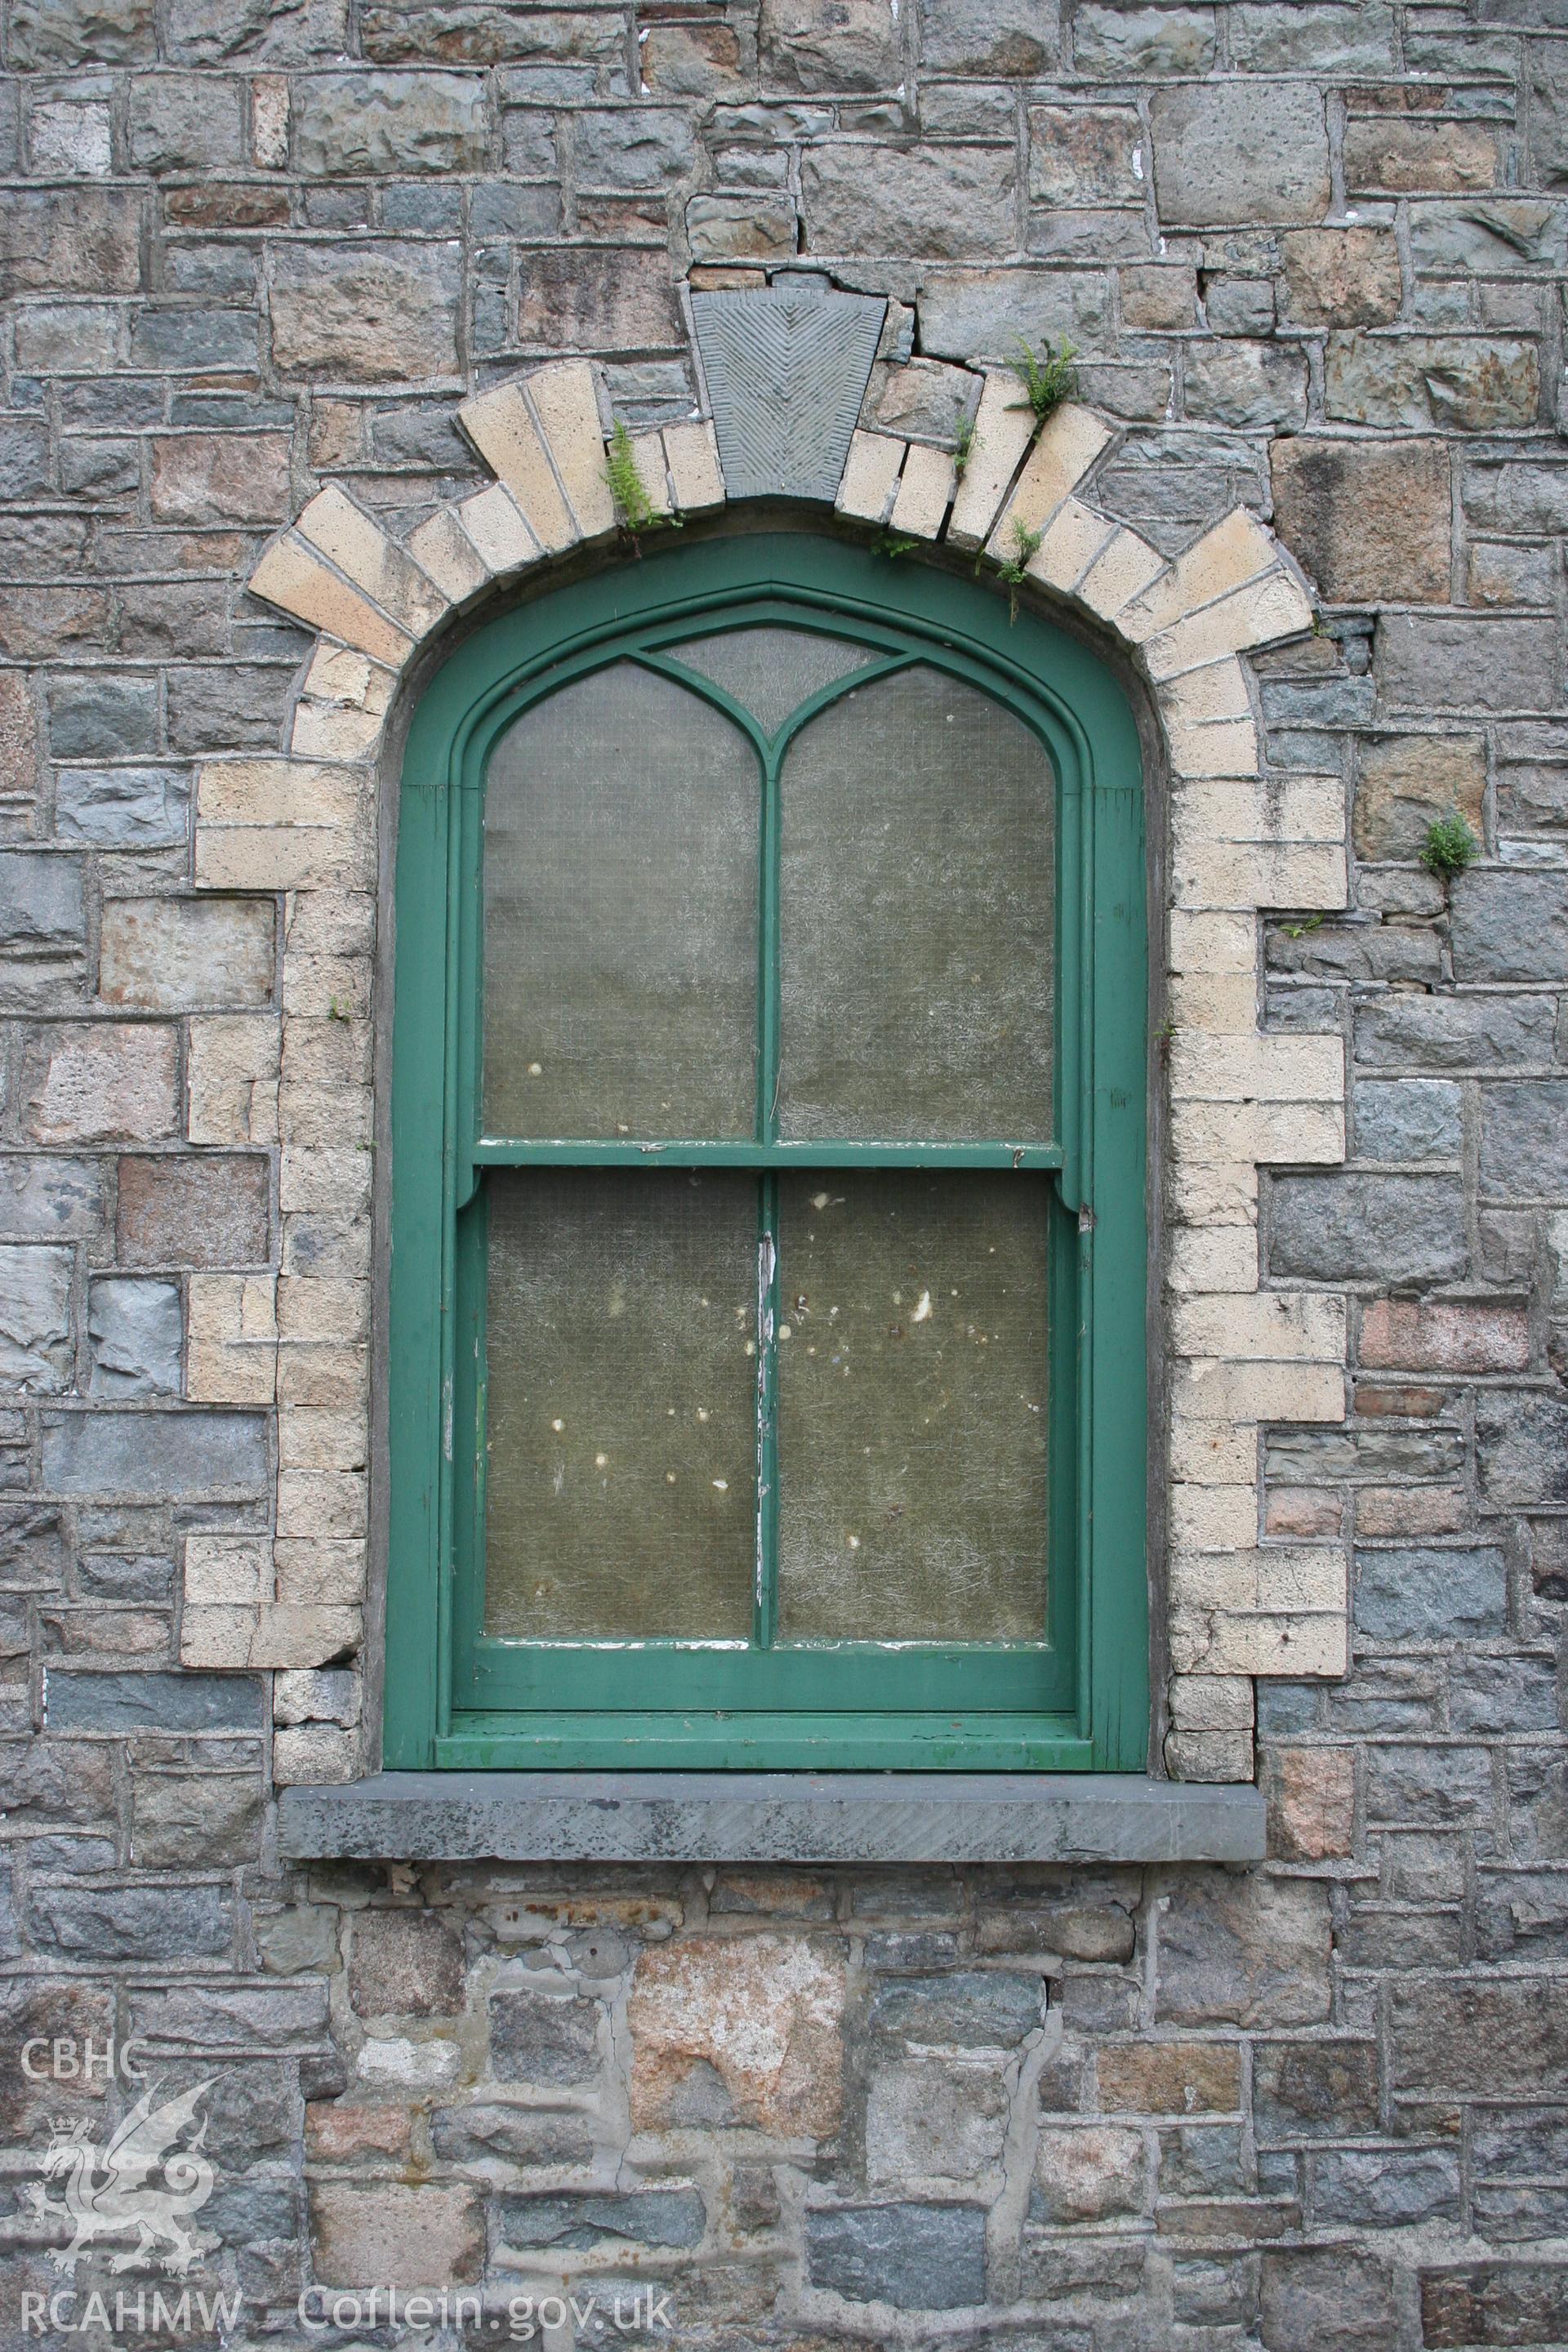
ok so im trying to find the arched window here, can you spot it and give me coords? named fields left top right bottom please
left=385, top=534, right=1147, bottom=1771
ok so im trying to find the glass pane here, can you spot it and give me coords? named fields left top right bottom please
left=483, top=1169, right=758, bottom=1640
left=483, top=663, right=758, bottom=1139
left=778, top=666, right=1055, bottom=1141
left=775, top=1172, right=1049, bottom=1642
left=669, top=626, right=872, bottom=737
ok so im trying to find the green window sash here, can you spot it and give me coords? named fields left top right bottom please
left=386, top=535, right=1148, bottom=1772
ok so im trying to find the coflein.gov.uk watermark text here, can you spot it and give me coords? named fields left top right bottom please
left=23, top=2289, right=678, bottom=2341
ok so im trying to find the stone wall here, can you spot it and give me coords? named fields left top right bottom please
left=1, top=0, right=1567, bottom=2345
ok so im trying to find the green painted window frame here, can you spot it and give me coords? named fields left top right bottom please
left=385, top=533, right=1148, bottom=1772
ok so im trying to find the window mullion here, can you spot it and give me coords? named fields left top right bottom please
left=759, top=741, right=782, bottom=1145
left=755, top=1170, right=780, bottom=1650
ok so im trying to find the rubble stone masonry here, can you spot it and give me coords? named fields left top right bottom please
left=1, top=0, right=1567, bottom=2343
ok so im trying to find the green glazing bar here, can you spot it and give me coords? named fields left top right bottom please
left=757, top=1171, right=780, bottom=1650
left=759, top=741, right=782, bottom=1143
left=472, top=1139, right=1065, bottom=1169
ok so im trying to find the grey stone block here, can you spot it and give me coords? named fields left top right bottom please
left=870, top=1970, right=1044, bottom=2048
left=11, top=0, right=154, bottom=66
left=278, top=1774, right=1267, bottom=1864
left=0, top=1158, right=105, bottom=1240
left=1478, top=1393, right=1568, bottom=1508
left=58, top=726, right=178, bottom=804
left=27, top=1881, right=233, bottom=1961
left=1451, top=872, right=1568, bottom=984
left=573, top=106, right=695, bottom=189
left=1230, top=0, right=1395, bottom=71
left=806, top=2199, right=987, bottom=2310
left=1366, top=1742, right=1492, bottom=1827
left=1260, top=2247, right=1399, bottom=2352
left=1314, top=2145, right=1462, bottom=2226
left=1354, top=996, right=1557, bottom=1072
left=349, top=1909, right=465, bottom=2017
left=920, top=266, right=1111, bottom=361
left=1355, top=1079, right=1462, bottom=1161
left=920, top=0, right=1058, bottom=74
left=41, top=1409, right=268, bottom=1497
left=1269, top=1173, right=1467, bottom=1285
left=46, top=1668, right=265, bottom=1732
left=498, top=2187, right=705, bottom=2252
left=129, top=309, right=261, bottom=373
left=47, top=678, right=159, bottom=760
left=270, top=240, right=461, bottom=381
left=127, top=77, right=244, bottom=172
left=1355, top=1545, right=1508, bottom=1643
left=1151, top=82, right=1330, bottom=227
left=0, top=1245, right=74, bottom=1393
left=294, top=72, right=488, bottom=175
left=693, top=283, right=886, bottom=501
left=1075, top=5, right=1215, bottom=77
left=87, top=1276, right=180, bottom=1398
left=1377, top=614, right=1559, bottom=714
left=801, top=143, right=1019, bottom=260
left=1450, top=1655, right=1559, bottom=1737
left=489, top=1988, right=602, bottom=2084
left=0, top=418, right=51, bottom=500
left=1480, top=1082, right=1568, bottom=1199
left=431, top=2104, right=594, bottom=2166
left=1158, top=1873, right=1330, bottom=2029
left=1185, top=341, right=1308, bottom=430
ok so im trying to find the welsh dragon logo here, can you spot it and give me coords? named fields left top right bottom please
left=22, top=2080, right=218, bottom=2276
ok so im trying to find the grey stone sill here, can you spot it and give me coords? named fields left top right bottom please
left=277, top=1772, right=1265, bottom=1865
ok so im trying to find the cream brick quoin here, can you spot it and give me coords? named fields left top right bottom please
left=185, top=352, right=1350, bottom=1791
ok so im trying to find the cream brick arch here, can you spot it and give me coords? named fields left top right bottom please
left=189, top=356, right=1349, bottom=1788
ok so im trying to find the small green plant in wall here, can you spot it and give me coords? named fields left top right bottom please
left=1012, top=337, right=1078, bottom=434
left=1421, top=811, right=1479, bottom=884
left=952, top=411, right=977, bottom=481
left=995, top=518, right=1044, bottom=621
left=604, top=419, right=680, bottom=550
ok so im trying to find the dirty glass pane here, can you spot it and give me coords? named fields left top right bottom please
left=483, top=663, right=758, bottom=1139
left=778, top=666, right=1055, bottom=1141
left=775, top=1172, right=1049, bottom=1642
left=668, top=626, right=872, bottom=737
left=483, top=1169, right=758, bottom=1641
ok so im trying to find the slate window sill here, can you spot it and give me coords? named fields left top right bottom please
left=277, top=1772, right=1264, bottom=1865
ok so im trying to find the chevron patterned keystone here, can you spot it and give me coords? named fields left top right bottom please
left=527, top=360, right=616, bottom=541
left=1123, top=506, right=1284, bottom=643
left=293, top=485, right=449, bottom=639
left=249, top=537, right=413, bottom=669
left=691, top=281, right=886, bottom=501
left=1026, top=496, right=1116, bottom=594
left=457, top=381, right=577, bottom=554
left=457, top=484, right=541, bottom=577
left=987, top=402, right=1113, bottom=559
left=407, top=507, right=490, bottom=605
left=663, top=420, right=725, bottom=513
left=889, top=441, right=956, bottom=538
left=835, top=430, right=904, bottom=523
left=946, top=368, right=1036, bottom=553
